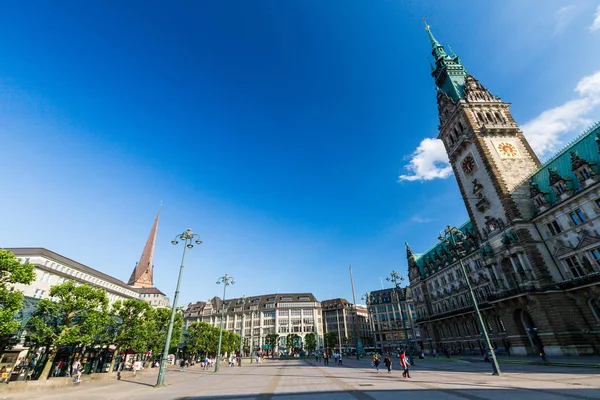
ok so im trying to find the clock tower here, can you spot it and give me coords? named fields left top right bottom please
left=426, top=25, right=555, bottom=284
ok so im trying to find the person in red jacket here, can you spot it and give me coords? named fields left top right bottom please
left=399, top=350, right=411, bottom=378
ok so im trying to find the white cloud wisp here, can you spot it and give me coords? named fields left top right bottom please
left=591, top=4, right=600, bottom=31
left=398, top=138, right=452, bottom=182
left=522, top=70, right=600, bottom=156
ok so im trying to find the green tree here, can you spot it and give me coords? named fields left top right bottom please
left=28, top=281, right=109, bottom=379
left=0, top=249, right=36, bottom=347
left=265, top=333, right=278, bottom=357
left=304, top=333, right=317, bottom=353
left=186, top=321, right=219, bottom=358
left=107, top=299, right=152, bottom=373
left=146, top=308, right=183, bottom=357
left=221, top=330, right=241, bottom=356
left=323, top=332, right=337, bottom=350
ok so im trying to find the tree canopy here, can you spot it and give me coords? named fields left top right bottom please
left=145, top=307, right=183, bottom=356
left=0, top=249, right=35, bottom=339
left=324, top=332, right=337, bottom=349
left=304, top=332, right=317, bottom=353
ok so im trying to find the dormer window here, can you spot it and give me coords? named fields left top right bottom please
left=548, top=168, right=571, bottom=199
left=580, top=167, right=593, bottom=181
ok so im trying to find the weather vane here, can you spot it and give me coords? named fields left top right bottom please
left=423, top=17, right=430, bottom=30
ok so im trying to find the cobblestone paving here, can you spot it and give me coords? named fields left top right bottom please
left=2, top=357, right=600, bottom=400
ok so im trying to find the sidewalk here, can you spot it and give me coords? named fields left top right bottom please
left=454, top=354, right=600, bottom=368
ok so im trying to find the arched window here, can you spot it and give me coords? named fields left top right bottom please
left=455, top=323, right=461, bottom=336
left=477, top=112, right=484, bottom=122
left=496, top=316, right=506, bottom=332
left=458, top=121, right=465, bottom=132
left=589, top=299, right=600, bottom=323
left=486, top=112, right=494, bottom=122
left=485, top=317, right=493, bottom=332
left=494, top=112, right=503, bottom=122
left=463, top=321, right=471, bottom=336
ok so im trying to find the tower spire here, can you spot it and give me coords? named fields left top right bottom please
left=424, top=21, right=467, bottom=102
left=128, top=207, right=160, bottom=288
left=405, top=241, right=414, bottom=259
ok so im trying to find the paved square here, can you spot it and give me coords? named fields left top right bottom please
left=2, top=358, right=599, bottom=399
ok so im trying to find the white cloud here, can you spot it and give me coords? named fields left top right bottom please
left=591, top=4, right=600, bottom=31
left=398, top=138, right=452, bottom=182
left=522, top=70, right=600, bottom=156
left=555, top=5, right=576, bottom=34
left=410, top=215, right=433, bottom=224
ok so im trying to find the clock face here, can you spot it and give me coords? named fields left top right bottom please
left=143, top=275, right=148, bottom=281
left=497, top=142, right=518, bottom=157
left=461, top=154, right=476, bottom=175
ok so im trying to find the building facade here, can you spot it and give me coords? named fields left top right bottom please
left=9, top=248, right=141, bottom=303
left=365, top=288, right=417, bottom=353
left=407, top=25, right=600, bottom=357
left=6, top=210, right=169, bottom=308
left=182, top=293, right=323, bottom=354
left=320, top=298, right=373, bottom=350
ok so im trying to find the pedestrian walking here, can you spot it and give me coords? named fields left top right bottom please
left=180, top=359, right=185, bottom=371
left=384, top=354, right=392, bottom=373
left=338, top=354, right=343, bottom=366
left=400, top=350, right=411, bottom=378
left=72, top=360, right=82, bottom=383
left=373, top=354, right=381, bottom=373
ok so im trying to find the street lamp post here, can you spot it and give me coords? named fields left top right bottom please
left=336, top=308, right=343, bottom=355
left=238, top=295, right=247, bottom=367
left=250, top=311, right=256, bottom=363
left=362, top=293, right=377, bottom=351
left=215, top=273, right=235, bottom=373
left=439, top=225, right=501, bottom=376
left=387, top=270, right=414, bottom=365
left=156, top=228, right=202, bottom=387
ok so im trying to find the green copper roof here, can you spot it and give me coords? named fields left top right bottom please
left=413, top=220, right=477, bottom=278
left=529, top=121, right=600, bottom=206
left=426, top=26, right=467, bottom=102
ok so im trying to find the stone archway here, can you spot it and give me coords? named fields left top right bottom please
left=520, top=310, right=543, bottom=356
left=510, top=308, right=534, bottom=355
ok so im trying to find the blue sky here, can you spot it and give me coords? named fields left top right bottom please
left=1, top=0, right=599, bottom=305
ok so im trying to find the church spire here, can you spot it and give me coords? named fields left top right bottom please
left=424, top=21, right=467, bottom=102
left=128, top=208, right=160, bottom=288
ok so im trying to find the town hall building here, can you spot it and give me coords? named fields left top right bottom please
left=407, top=25, right=600, bottom=357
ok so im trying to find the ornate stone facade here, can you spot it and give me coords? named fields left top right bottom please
left=408, top=26, right=600, bottom=357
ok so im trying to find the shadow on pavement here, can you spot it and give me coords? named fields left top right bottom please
left=118, top=379, right=156, bottom=388
left=172, top=388, right=600, bottom=400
